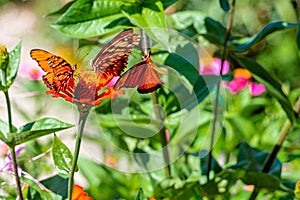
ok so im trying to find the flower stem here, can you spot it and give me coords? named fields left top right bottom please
left=249, top=98, right=300, bottom=200
left=4, top=91, right=23, bottom=200
left=67, top=108, right=90, bottom=200
left=206, top=0, right=236, bottom=180
left=152, top=92, right=171, bottom=178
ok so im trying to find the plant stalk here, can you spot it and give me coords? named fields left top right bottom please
left=67, top=108, right=90, bottom=200
left=249, top=97, right=300, bottom=200
left=152, top=92, right=171, bottom=178
left=206, top=0, right=236, bottom=180
left=4, top=91, right=24, bottom=200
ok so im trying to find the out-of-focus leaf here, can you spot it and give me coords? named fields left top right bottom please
left=9, top=118, right=73, bottom=145
left=134, top=188, right=146, bottom=200
left=231, top=54, right=295, bottom=122
left=23, top=176, right=63, bottom=200
left=219, top=0, right=230, bottom=11
left=161, top=0, right=178, bottom=9
left=195, top=150, right=222, bottom=175
left=41, top=175, right=68, bottom=199
left=234, top=21, right=298, bottom=52
left=122, top=0, right=168, bottom=46
left=52, top=0, right=129, bottom=38
left=230, top=142, right=282, bottom=177
left=201, top=17, right=226, bottom=45
left=167, top=11, right=206, bottom=34
left=52, top=134, right=73, bottom=177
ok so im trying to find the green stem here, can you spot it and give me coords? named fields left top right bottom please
left=152, top=92, right=171, bottom=178
left=206, top=0, right=236, bottom=180
left=67, top=108, right=90, bottom=200
left=249, top=98, right=300, bottom=200
left=4, top=91, right=23, bottom=200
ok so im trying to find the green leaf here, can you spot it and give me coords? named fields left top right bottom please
left=0, top=42, right=21, bottom=91
left=197, top=150, right=222, bottom=175
left=0, top=118, right=17, bottom=142
left=9, top=118, right=73, bottom=145
left=6, top=42, right=21, bottom=87
left=41, top=175, right=68, bottom=199
left=219, top=0, right=230, bottom=12
left=230, top=142, right=282, bottom=177
left=161, top=0, right=178, bottom=9
left=134, top=188, right=146, bottom=200
left=234, top=21, right=298, bottom=52
left=167, top=11, right=206, bottom=34
left=231, top=54, right=295, bottom=122
left=201, top=17, right=226, bottom=45
left=52, top=135, right=73, bottom=177
left=52, top=0, right=129, bottom=38
left=122, top=0, right=168, bottom=45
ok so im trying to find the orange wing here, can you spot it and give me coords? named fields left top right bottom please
left=114, top=56, right=166, bottom=94
left=91, top=29, right=140, bottom=85
left=30, top=49, right=75, bottom=93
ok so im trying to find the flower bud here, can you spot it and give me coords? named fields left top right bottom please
left=0, top=45, right=9, bottom=70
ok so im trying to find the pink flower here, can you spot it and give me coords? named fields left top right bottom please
left=106, top=76, right=119, bottom=87
left=19, top=61, right=43, bottom=80
left=199, top=58, right=230, bottom=76
left=225, top=68, right=266, bottom=96
left=249, top=82, right=266, bottom=96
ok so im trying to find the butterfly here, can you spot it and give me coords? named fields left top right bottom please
left=30, top=29, right=141, bottom=94
left=114, top=51, right=167, bottom=94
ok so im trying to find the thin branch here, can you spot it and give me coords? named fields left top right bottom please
left=206, top=0, right=236, bottom=180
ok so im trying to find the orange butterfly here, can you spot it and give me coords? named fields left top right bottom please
left=91, top=29, right=140, bottom=86
left=30, top=29, right=140, bottom=105
left=114, top=51, right=167, bottom=94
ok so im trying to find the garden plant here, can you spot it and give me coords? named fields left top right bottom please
left=0, top=0, right=300, bottom=199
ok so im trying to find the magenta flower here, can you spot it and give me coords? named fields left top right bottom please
left=249, top=82, right=266, bottom=96
left=199, top=58, right=230, bottom=76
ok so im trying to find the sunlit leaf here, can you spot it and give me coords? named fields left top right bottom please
left=46, top=0, right=75, bottom=17
left=231, top=54, right=295, bottom=122
left=52, top=134, right=73, bottom=177
left=9, top=118, right=73, bottom=145
left=219, top=0, right=230, bottom=12
left=122, top=0, right=168, bottom=46
left=0, top=118, right=17, bottom=142
left=52, top=0, right=130, bottom=38
left=297, top=21, right=300, bottom=51
left=234, top=21, right=298, bottom=52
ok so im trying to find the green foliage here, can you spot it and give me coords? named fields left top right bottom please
left=52, top=135, right=73, bottom=177
left=0, top=42, right=21, bottom=91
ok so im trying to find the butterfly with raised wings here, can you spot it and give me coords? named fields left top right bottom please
left=30, top=29, right=141, bottom=105
left=115, top=50, right=167, bottom=94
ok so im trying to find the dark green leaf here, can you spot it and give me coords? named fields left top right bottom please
left=230, top=142, right=282, bottom=177
left=201, top=17, right=226, bottom=45
left=195, top=150, right=222, bottom=175
left=41, top=175, right=68, bottom=199
left=10, top=118, right=73, bottom=145
left=234, top=21, right=298, bottom=52
left=219, top=0, right=230, bottom=11
left=52, top=0, right=129, bottom=38
left=162, top=0, right=178, bottom=8
left=52, top=135, right=73, bottom=177
left=134, top=188, right=146, bottom=200
left=164, top=53, right=199, bottom=85
left=231, top=54, right=295, bottom=122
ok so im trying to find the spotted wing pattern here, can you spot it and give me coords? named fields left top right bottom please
left=91, top=29, right=140, bottom=85
left=30, top=49, right=75, bottom=92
